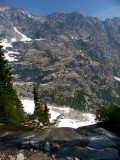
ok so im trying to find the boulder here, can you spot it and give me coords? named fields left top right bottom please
left=87, top=147, right=119, bottom=160
left=93, top=128, right=118, bottom=139
left=88, top=136, right=117, bottom=149
left=29, top=141, right=41, bottom=150
left=16, top=153, right=24, bottom=160
left=56, top=146, right=88, bottom=159
left=44, top=141, right=51, bottom=152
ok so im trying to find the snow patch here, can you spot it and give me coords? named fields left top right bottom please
left=11, top=37, right=17, bottom=43
left=80, top=37, right=89, bottom=42
left=4, top=51, right=20, bottom=62
left=71, top=35, right=78, bottom=40
left=0, top=39, right=12, bottom=49
left=49, top=104, right=70, bottom=113
left=14, top=82, right=33, bottom=85
left=13, top=27, right=32, bottom=42
left=20, top=9, right=38, bottom=20
left=4, top=52, right=15, bottom=62
left=81, top=53, right=84, bottom=57
left=0, top=6, right=9, bottom=11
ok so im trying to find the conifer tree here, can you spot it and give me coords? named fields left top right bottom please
left=0, top=45, right=25, bottom=125
left=44, top=101, right=50, bottom=123
left=33, top=83, right=50, bottom=123
left=33, top=83, right=39, bottom=108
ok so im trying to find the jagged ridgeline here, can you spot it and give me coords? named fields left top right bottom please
left=1, top=3, right=120, bottom=110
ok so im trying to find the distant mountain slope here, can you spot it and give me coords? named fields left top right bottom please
left=1, top=3, right=120, bottom=110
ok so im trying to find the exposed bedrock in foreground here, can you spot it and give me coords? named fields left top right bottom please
left=0, top=125, right=120, bottom=160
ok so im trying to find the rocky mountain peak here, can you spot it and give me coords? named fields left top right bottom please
left=0, top=3, right=10, bottom=11
left=1, top=4, right=120, bottom=109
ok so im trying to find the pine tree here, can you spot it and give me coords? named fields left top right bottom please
left=44, top=101, right=50, bottom=123
left=33, top=83, right=50, bottom=123
left=33, top=83, right=44, bottom=121
left=0, top=45, right=25, bottom=125
left=33, top=83, right=39, bottom=108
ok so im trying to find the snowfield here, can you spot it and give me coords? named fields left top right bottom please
left=21, top=99, right=35, bottom=114
left=21, top=99, right=96, bottom=128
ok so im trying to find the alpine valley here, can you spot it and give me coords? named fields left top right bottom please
left=1, top=2, right=120, bottom=111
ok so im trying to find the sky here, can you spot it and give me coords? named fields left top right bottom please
left=0, top=0, right=120, bottom=20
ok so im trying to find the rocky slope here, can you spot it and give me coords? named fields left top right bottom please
left=1, top=3, right=120, bottom=110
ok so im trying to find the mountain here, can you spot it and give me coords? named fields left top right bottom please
left=1, top=3, right=120, bottom=110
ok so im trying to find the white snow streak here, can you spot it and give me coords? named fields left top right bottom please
left=114, top=76, right=120, bottom=81
left=35, top=38, right=46, bottom=41
left=13, top=27, right=31, bottom=42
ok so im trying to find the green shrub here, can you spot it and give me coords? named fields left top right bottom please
left=96, top=104, right=120, bottom=124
